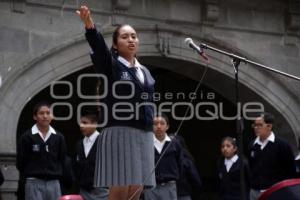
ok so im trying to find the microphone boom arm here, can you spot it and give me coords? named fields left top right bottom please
left=200, top=43, right=300, bottom=81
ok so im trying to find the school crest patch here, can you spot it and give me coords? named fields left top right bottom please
left=120, top=72, right=132, bottom=80
left=32, top=144, right=40, bottom=152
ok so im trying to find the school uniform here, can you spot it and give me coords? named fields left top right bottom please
left=177, top=151, right=202, bottom=200
left=60, top=156, right=75, bottom=195
left=16, top=124, right=67, bottom=200
left=85, top=27, right=155, bottom=131
left=144, top=135, right=184, bottom=200
left=218, top=155, right=250, bottom=200
left=74, top=130, right=108, bottom=200
left=248, top=132, right=296, bottom=200
left=85, top=27, right=156, bottom=187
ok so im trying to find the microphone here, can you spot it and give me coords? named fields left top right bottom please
left=184, top=38, right=209, bottom=62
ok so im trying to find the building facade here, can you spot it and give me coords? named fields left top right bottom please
left=0, top=0, right=300, bottom=199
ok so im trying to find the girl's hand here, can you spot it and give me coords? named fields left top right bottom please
left=76, top=5, right=94, bottom=29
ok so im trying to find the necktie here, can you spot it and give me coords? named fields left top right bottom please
left=129, top=67, right=141, bottom=83
left=129, top=67, right=138, bottom=75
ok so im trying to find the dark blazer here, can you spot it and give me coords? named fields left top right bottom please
left=85, top=28, right=155, bottom=131
left=176, top=152, right=202, bottom=199
left=74, top=136, right=99, bottom=191
left=155, top=138, right=184, bottom=183
left=60, top=156, right=75, bottom=195
left=218, top=157, right=250, bottom=200
left=16, top=129, right=67, bottom=180
left=248, top=136, right=296, bottom=190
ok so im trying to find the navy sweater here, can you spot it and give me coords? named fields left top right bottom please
left=85, top=28, right=155, bottom=131
left=248, top=137, right=296, bottom=190
left=16, top=129, right=67, bottom=180
left=176, top=152, right=202, bottom=198
left=74, top=136, right=98, bottom=191
left=155, top=139, right=184, bottom=183
left=218, top=157, right=250, bottom=200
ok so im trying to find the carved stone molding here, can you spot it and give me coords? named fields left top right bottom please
left=11, top=0, right=25, bottom=13
left=204, top=0, right=219, bottom=22
left=287, top=0, right=300, bottom=30
left=113, top=0, right=131, bottom=10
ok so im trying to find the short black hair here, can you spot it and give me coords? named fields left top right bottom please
left=80, top=109, right=99, bottom=123
left=259, top=112, right=275, bottom=124
left=155, top=113, right=169, bottom=125
left=33, top=101, right=51, bottom=116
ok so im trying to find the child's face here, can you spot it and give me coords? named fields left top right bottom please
left=33, top=106, right=53, bottom=127
left=80, top=117, right=97, bottom=137
left=153, top=117, right=169, bottom=139
left=221, top=140, right=237, bottom=159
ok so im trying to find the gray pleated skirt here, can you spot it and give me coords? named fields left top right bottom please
left=94, top=126, right=156, bottom=187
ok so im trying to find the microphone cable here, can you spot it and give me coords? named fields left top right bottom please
left=128, top=61, right=209, bottom=200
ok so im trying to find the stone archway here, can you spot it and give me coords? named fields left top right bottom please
left=0, top=26, right=299, bottom=199
left=0, top=25, right=299, bottom=153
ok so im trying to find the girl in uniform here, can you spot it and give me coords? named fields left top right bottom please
left=218, top=137, right=250, bottom=200
left=77, top=6, right=156, bottom=200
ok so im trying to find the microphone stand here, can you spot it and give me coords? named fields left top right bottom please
left=199, top=42, right=300, bottom=200
left=232, top=57, right=247, bottom=200
left=200, top=43, right=300, bottom=81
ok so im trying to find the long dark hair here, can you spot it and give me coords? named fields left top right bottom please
left=110, top=24, right=130, bottom=56
left=221, top=136, right=237, bottom=148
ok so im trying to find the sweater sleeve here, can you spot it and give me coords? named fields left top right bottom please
left=280, top=141, right=297, bottom=178
left=16, top=133, right=30, bottom=173
left=73, top=141, right=81, bottom=182
left=59, top=134, right=67, bottom=166
left=186, top=158, right=202, bottom=192
left=175, top=139, right=188, bottom=181
left=243, top=158, right=251, bottom=191
left=55, top=133, right=68, bottom=179
left=85, top=27, right=113, bottom=75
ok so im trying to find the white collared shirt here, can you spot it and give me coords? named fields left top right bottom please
left=118, top=56, right=145, bottom=84
left=83, top=130, right=99, bottom=157
left=254, top=131, right=275, bottom=150
left=31, top=124, right=56, bottom=142
left=224, top=154, right=238, bottom=172
left=154, top=134, right=171, bottom=154
left=295, top=152, right=300, bottom=161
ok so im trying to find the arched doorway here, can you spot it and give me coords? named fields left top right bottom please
left=16, top=62, right=265, bottom=198
left=1, top=26, right=298, bottom=154
left=2, top=27, right=298, bottom=199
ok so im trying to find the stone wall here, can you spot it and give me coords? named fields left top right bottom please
left=0, top=0, right=299, bottom=198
